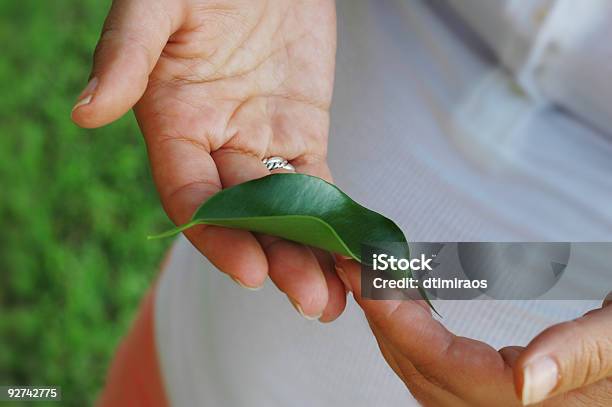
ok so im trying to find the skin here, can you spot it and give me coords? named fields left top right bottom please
left=73, top=0, right=611, bottom=404
left=336, top=257, right=612, bottom=406
left=72, top=0, right=346, bottom=321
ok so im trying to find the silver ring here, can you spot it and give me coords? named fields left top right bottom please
left=262, top=156, right=295, bottom=172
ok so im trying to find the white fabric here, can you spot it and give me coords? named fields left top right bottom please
left=447, top=0, right=612, bottom=132
left=154, top=1, right=610, bottom=406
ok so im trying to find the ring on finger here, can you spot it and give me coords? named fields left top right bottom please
left=262, top=156, right=295, bottom=172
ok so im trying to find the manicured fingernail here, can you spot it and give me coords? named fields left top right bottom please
left=287, top=296, right=321, bottom=320
left=521, top=356, right=558, bottom=405
left=72, top=77, right=98, bottom=112
left=603, top=291, right=612, bottom=308
left=230, top=276, right=263, bottom=291
left=334, top=264, right=351, bottom=291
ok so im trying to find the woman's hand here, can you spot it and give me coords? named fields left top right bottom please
left=72, top=0, right=346, bottom=321
left=336, top=258, right=612, bottom=406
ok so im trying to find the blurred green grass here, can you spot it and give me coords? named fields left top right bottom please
left=0, top=0, right=172, bottom=405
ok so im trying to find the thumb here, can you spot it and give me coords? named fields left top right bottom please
left=515, top=292, right=612, bottom=405
left=71, top=0, right=184, bottom=128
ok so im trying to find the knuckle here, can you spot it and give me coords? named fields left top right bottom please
left=103, top=27, right=151, bottom=56
left=587, top=336, right=612, bottom=381
left=94, top=24, right=156, bottom=73
left=578, top=338, right=601, bottom=386
left=561, top=319, right=612, bottom=388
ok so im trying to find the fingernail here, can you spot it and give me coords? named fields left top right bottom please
left=287, top=296, right=321, bottom=320
left=230, top=276, right=263, bottom=291
left=603, top=291, right=612, bottom=308
left=332, top=253, right=353, bottom=291
left=334, top=264, right=351, bottom=291
left=72, top=77, right=98, bottom=112
left=318, top=315, right=331, bottom=323
left=333, top=253, right=352, bottom=262
left=521, top=356, right=559, bottom=405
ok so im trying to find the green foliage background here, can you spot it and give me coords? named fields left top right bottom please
left=0, top=0, right=171, bottom=405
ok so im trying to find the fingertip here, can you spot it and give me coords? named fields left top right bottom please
left=318, top=289, right=347, bottom=323
left=264, top=239, right=328, bottom=319
left=228, top=275, right=265, bottom=291
left=286, top=280, right=328, bottom=321
left=335, top=257, right=361, bottom=297
left=316, top=251, right=348, bottom=322
left=516, top=355, right=559, bottom=406
left=287, top=296, right=323, bottom=321
left=192, top=226, right=269, bottom=289
left=71, top=71, right=148, bottom=128
left=71, top=101, right=106, bottom=128
left=72, top=35, right=152, bottom=128
left=70, top=76, right=104, bottom=128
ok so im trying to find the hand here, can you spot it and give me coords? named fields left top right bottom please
left=335, top=257, right=612, bottom=406
left=72, top=0, right=346, bottom=321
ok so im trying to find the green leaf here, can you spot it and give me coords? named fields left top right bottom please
left=150, top=173, right=405, bottom=259
left=150, top=173, right=435, bottom=311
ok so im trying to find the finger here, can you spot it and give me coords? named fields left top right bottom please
left=337, top=258, right=518, bottom=403
left=337, top=258, right=454, bottom=364
left=254, top=161, right=343, bottom=321
left=259, top=235, right=328, bottom=319
left=146, top=135, right=268, bottom=289
left=293, top=158, right=343, bottom=319
left=266, top=95, right=331, bottom=169
left=292, top=157, right=345, bottom=320
left=312, top=249, right=346, bottom=323
left=370, top=324, right=407, bottom=382
left=213, top=148, right=329, bottom=318
left=212, top=147, right=269, bottom=187
left=72, top=0, right=184, bottom=128
left=515, top=296, right=612, bottom=405
left=368, top=318, right=470, bottom=407
left=554, top=375, right=612, bottom=406
left=292, top=156, right=333, bottom=182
